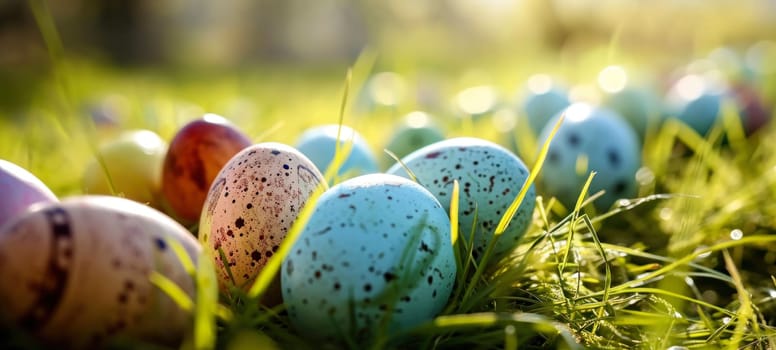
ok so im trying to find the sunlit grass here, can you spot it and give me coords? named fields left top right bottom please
left=3, top=17, right=776, bottom=348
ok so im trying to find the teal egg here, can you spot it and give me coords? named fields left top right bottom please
left=518, top=75, right=571, bottom=136
left=664, top=74, right=727, bottom=136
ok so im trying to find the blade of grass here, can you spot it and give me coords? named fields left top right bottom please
left=581, top=214, right=612, bottom=335
left=561, top=172, right=596, bottom=272
left=494, top=113, right=565, bottom=236
left=247, top=183, right=326, bottom=299
left=194, top=250, right=218, bottom=350
left=149, top=271, right=194, bottom=312
left=457, top=113, right=566, bottom=312
left=722, top=249, right=756, bottom=350
left=450, top=180, right=460, bottom=246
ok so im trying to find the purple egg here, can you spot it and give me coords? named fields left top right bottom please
left=0, top=159, right=58, bottom=228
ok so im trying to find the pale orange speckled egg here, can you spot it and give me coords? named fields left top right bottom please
left=198, top=142, right=324, bottom=304
left=0, top=195, right=201, bottom=348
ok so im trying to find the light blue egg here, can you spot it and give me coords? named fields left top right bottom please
left=518, top=76, right=571, bottom=136
left=538, top=103, right=641, bottom=210
left=387, top=137, right=535, bottom=262
left=602, top=86, right=662, bottom=138
left=282, top=174, right=455, bottom=341
left=664, top=74, right=727, bottom=136
left=295, top=125, right=378, bottom=181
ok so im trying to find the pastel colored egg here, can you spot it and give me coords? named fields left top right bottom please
left=199, top=142, right=325, bottom=304
left=0, top=159, right=58, bottom=228
left=388, top=137, right=535, bottom=262
left=538, top=103, right=641, bottom=210
left=518, top=74, right=571, bottom=136
left=282, top=174, right=455, bottom=341
left=0, top=195, right=201, bottom=348
left=295, top=125, right=378, bottom=181
left=381, top=111, right=445, bottom=168
left=83, top=130, right=167, bottom=207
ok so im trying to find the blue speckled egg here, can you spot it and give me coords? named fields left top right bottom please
left=295, top=125, right=378, bottom=181
left=387, top=137, right=535, bottom=262
left=538, top=103, right=641, bottom=210
left=282, top=174, right=454, bottom=341
left=518, top=74, right=571, bottom=136
left=664, top=74, right=727, bottom=136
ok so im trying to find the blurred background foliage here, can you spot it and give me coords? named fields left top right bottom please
left=2, top=0, right=775, bottom=71
left=1, top=0, right=775, bottom=195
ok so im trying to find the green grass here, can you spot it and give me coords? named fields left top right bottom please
left=4, top=57, right=776, bottom=349
left=4, top=3, right=776, bottom=349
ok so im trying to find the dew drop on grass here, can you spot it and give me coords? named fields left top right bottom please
left=730, top=228, right=743, bottom=240
left=695, top=245, right=712, bottom=259
left=666, top=346, right=689, bottom=350
left=659, top=207, right=673, bottom=221
left=635, top=167, right=655, bottom=185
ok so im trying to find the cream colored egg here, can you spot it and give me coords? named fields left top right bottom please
left=0, top=195, right=200, bottom=348
left=199, top=142, right=324, bottom=303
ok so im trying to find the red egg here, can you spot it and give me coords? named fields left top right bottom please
left=731, top=83, right=772, bottom=135
left=161, top=114, right=252, bottom=224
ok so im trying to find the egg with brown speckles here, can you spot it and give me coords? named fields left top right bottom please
left=387, top=137, right=535, bottom=263
left=161, top=114, right=252, bottom=225
left=198, top=142, right=325, bottom=303
left=0, top=195, right=201, bottom=348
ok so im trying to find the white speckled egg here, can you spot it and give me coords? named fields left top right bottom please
left=199, top=142, right=324, bottom=303
left=0, top=159, right=58, bottom=228
left=538, top=103, right=641, bottom=210
left=0, top=195, right=200, bottom=348
left=295, top=125, right=378, bottom=181
left=387, top=138, right=535, bottom=262
left=281, top=173, right=455, bottom=340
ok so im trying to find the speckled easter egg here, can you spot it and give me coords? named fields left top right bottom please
left=387, top=137, right=535, bottom=262
left=282, top=174, right=455, bottom=340
left=0, top=159, right=58, bottom=228
left=0, top=196, right=200, bottom=348
left=538, top=103, right=641, bottom=210
left=161, top=114, right=252, bottom=224
left=198, top=142, right=324, bottom=303
left=295, top=125, right=378, bottom=181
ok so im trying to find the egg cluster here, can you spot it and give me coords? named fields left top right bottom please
left=1, top=44, right=773, bottom=348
